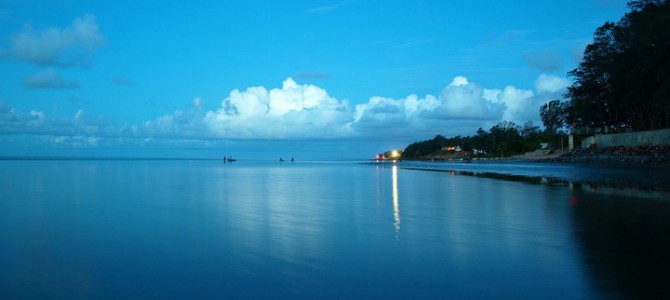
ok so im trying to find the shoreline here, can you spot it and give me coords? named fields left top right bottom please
left=543, top=145, right=670, bottom=165
left=410, top=145, right=670, bottom=165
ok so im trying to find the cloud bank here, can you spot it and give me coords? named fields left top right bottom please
left=1, top=74, right=570, bottom=149
left=22, top=69, right=79, bottom=89
left=7, top=14, right=104, bottom=67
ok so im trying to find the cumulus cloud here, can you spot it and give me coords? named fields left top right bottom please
left=203, top=78, right=353, bottom=139
left=8, top=14, right=104, bottom=67
left=1, top=75, right=562, bottom=148
left=495, top=86, right=535, bottom=121
left=535, top=74, right=571, bottom=93
left=22, top=69, right=79, bottom=89
left=352, top=76, right=534, bottom=136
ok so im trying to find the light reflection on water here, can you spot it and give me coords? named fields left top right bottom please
left=392, top=165, right=400, bottom=238
left=1, top=159, right=669, bottom=299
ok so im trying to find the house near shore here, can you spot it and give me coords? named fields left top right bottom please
left=472, top=149, right=487, bottom=155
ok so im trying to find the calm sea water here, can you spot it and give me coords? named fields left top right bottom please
left=2, top=159, right=670, bottom=299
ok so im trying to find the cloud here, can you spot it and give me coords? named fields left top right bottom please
left=0, top=101, right=49, bottom=134
left=351, top=76, right=536, bottom=137
left=52, top=135, right=100, bottom=148
left=22, top=69, right=79, bottom=89
left=140, top=109, right=209, bottom=139
left=203, top=78, right=353, bottom=139
left=535, top=74, right=571, bottom=93
left=494, top=86, right=535, bottom=121
left=0, top=102, right=112, bottom=136
left=353, top=76, right=503, bottom=132
left=524, top=49, right=564, bottom=72
left=1, top=75, right=561, bottom=149
left=8, top=14, right=104, bottom=67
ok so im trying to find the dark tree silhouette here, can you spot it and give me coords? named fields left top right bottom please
left=565, top=0, right=670, bottom=131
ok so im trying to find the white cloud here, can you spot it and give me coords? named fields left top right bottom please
left=141, top=109, right=206, bottom=138
left=203, top=78, right=354, bottom=139
left=535, top=74, right=571, bottom=93
left=52, top=135, right=100, bottom=148
left=9, top=14, right=104, bottom=67
left=351, top=76, right=536, bottom=137
left=22, top=69, right=79, bottom=89
left=0, top=101, right=112, bottom=136
left=1, top=75, right=560, bottom=148
left=496, top=86, right=535, bottom=121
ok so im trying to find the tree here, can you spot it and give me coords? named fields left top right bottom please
left=565, top=0, right=670, bottom=131
left=540, top=99, right=567, bottom=135
left=521, top=121, right=541, bottom=139
left=489, top=121, right=521, bottom=156
left=402, top=134, right=447, bottom=158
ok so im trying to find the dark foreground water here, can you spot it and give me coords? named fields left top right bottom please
left=2, top=159, right=670, bottom=299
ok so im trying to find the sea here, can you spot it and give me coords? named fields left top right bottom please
left=2, top=158, right=670, bottom=299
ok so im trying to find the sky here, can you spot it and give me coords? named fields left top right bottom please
left=0, top=0, right=630, bottom=159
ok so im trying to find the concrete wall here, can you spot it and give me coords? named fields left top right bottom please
left=580, top=128, right=670, bottom=148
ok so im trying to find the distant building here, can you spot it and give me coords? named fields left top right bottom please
left=472, top=149, right=487, bottom=155
left=442, top=146, right=462, bottom=152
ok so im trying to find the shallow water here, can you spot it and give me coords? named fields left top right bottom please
left=1, top=160, right=669, bottom=299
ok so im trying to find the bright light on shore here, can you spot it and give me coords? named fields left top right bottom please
left=390, top=150, right=400, bottom=158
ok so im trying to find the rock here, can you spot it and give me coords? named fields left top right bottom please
left=550, top=145, right=670, bottom=165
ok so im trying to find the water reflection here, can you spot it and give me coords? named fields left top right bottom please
left=5, top=159, right=670, bottom=299
left=375, top=164, right=402, bottom=237
left=402, top=161, right=670, bottom=193
left=392, top=165, right=400, bottom=237
left=403, top=162, right=670, bottom=299
left=569, top=188, right=670, bottom=299
left=406, top=167, right=670, bottom=200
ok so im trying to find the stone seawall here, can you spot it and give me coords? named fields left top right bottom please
left=581, top=128, right=670, bottom=148
left=551, top=145, right=670, bottom=165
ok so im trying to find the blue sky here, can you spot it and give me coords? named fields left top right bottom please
left=0, top=0, right=629, bottom=159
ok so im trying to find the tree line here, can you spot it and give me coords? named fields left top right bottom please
left=402, top=120, right=563, bottom=159
left=565, top=0, right=670, bottom=132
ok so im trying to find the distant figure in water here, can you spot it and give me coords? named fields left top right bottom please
left=291, top=157, right=294, bottom=162
left=279, top=158, right=284, bottom=162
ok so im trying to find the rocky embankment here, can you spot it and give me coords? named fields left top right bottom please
left=548, top=145, right=670, bottom=165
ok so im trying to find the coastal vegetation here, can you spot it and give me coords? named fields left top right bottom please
left=565, top=0, right=670, bottom=132
left=401, top=0, right=669, bottom=160
left=401, top=120, right=558, bottom=159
